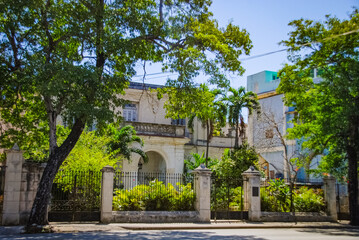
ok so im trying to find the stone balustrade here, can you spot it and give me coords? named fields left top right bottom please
left=128, top=122, right=185, bottom=138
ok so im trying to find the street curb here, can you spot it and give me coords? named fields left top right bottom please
left=47, top=222, right=359, bottom=233
left=120, top=224, right=359, bottom=231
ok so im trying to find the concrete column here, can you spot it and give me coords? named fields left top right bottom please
left=323, top=175, right=337, bottom=221
left=242, top=166, right=261, bottom=221
left=2, top=144, right=25, bottom=225
left=100, top=165, right=114, bottom=223
left=193, top=165, right=212, bottom=222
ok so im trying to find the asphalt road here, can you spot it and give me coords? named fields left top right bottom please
left=1, top=228, right=359, bottom=240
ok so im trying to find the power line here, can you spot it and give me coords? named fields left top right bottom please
left=239, top=28, right=359, bottom=61
left=133, top=71, right=174, bottom=77
left=132, top=73, right=178, bottom=81
left=134, top=28, right=359, bottom=77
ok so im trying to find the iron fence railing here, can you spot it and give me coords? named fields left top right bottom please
left=114, top=171, right=193, bottom=190
left=113, top=171, right=195, bottom=211
left=50, top=170, right=102, bottom=212
left=261, top=178, right=324, bottom=187
left=210, top=174, right=245, bottom=220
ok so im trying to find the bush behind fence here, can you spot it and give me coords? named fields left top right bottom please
left=113, top=172, right=195, bottom=211
left=50, top=170, right=102, bottom=212
left=260, top=179, right=325, bottom=213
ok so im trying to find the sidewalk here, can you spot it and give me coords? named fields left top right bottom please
left=0, top=220, right=356, bottom=235
left=50, top=220, right=355, bottom=233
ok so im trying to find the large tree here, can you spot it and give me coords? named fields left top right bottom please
left=0, top=0, right=252, bottom=226
left=277, top=10, right=359, bottom=225
left=224, top=86, right=259, bottom=149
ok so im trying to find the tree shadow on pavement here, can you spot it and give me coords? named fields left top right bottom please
left=0, top=230, right=267, bottom=240
left=297, top=228, right=359, bottom=238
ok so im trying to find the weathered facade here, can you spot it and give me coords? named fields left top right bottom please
left=119, top=82, right=235, bottom=174
left=247, top=71, right=321, bottom=180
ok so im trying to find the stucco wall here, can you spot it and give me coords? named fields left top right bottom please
left=120, top=86, right=235, bottom=174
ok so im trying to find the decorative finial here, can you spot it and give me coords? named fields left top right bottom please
left=12, top=143, right=20, bottom=151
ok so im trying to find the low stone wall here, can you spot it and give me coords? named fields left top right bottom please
left=112, top=211, right=199, bottom=223
left=261, top=212, right=334, bottom=222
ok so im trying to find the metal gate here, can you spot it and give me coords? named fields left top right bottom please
left=211, top=174, right=248, bottom=220
left=48, top=170, right=102, bottom=222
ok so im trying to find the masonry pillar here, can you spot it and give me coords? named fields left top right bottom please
left=323, top=175, right=337, bottom=221
left=100, top=165, right=114, bottom=223
left=193, top=165, right=212, bottom=222
left=2, top=144, right=25, bottom=225
left=242, top=166, right=261, bottom=221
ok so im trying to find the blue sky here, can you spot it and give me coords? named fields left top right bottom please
left=133, top=0, right=358, bottom=89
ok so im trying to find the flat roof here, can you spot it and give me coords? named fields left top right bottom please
left=129, top=82, right=163, bottom=90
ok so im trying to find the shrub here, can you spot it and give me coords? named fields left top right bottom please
left=265, top=179, right=291, bottom=212
left=261, top=179, right=325, bottom=213
left=229, top=186, right=244, bottom=210
left=113, top=180, right=195, bottom=211
left=143, top=180, right=173, bottom=211
left=294, top=187, right=325, bottom=212
left=172, top=183, right=196, bottom=211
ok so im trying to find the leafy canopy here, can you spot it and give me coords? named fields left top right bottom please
left=0, top=0, right=251, bottom=155
left=277, top=9, right=359, bottom=178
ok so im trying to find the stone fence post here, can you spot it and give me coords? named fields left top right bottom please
left=2, top=145, right=24, bottom=225
left=100, top=165, right=114, bottom=223
left=242, top=166, right=261, bottom=221
left=193, top=165, right=211, bottom=222
left=323, top=175, right=337, bottom=221
left=2, top=145, right=46, bottom=225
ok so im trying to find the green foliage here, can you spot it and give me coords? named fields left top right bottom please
left=211, top=185, right=243, bottom=211
left=277, top=10, right=359, bottom=179
left=184, top=152, right=218, bottom=172
left=277, top=10, right=359, bottom=224
left=266, top=179, right=291, bottom=212
left=55, top=124, right=145, bottom=195
left=0, top=0, right=252, bottom=159
left=294, top=187, right=325, bottom=212
left=223, top=87, right=260, bottom=148
left=53, top=170, right=102, bottom=210
left=58, top=126, right=119, bottom=173
left=0, top=0, right=252, bottom=224
left=113, top=180, right=195, bottom=211
left=261, top=179, right=325, bottom=212
left=214, top=143, right=258, bottom=178
left=106, top=125, right=148, bottom=163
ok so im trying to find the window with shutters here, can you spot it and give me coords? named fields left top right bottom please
left=171, top=118, right=186, bottom=126
left=123, top=103, right=138, bottom=122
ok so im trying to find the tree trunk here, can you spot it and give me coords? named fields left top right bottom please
left=347, top=144, right=359, bottom=226
left=234, top=121, right=239, bottom=149
left=27, top=119, right=85, bottom=226
left=347, top=116, right=359, bottom=226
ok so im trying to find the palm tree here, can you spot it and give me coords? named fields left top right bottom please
left=187, top=85, right=227, bottom=167
left=107, top=125, right=148, bottom=162
left=224, top=87, right=260, bottom=149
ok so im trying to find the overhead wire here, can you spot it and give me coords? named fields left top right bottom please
left=134, top=28, right=359, bottom=78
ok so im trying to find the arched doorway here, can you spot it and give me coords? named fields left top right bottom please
left=138, top=151, right=166, bottom=173
left=138, top=151, right=166, bottom=184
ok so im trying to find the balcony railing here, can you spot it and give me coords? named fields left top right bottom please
left=128, top=122, right=186, bottom=138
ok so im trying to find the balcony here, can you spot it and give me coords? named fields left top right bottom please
left=128, top=122, right=186, bottom=138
